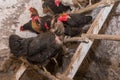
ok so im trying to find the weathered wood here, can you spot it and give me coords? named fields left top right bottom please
left=64, top=37, right=89, bottom=43
left=73, top=0, right=119, bottom=14
left=32, top=66, right=59, bottom=80
left=15, top=57, right=72, bottom=80
left=82, top=34, right=120, bottom=41
left=64, top=34, right=120, bottom=42
left=15, top=63, right=27, bottom=80
left=63, top=3, right=115, bottom=79
left=56, top=73, right=73, bottom=80
left=15, top=57, right=59, bottom=80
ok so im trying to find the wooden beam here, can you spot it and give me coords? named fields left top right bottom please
left=63, top=3, right=115, bottom=79
left=64, top=34, right=120, bottom=43
left=63, top=37, right=89, bottom=43
left=82, top=34, right=120, bottom=41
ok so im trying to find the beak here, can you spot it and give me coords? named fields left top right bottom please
left=20, top=26, right=24, bottom=31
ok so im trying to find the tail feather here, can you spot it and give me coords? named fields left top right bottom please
left=83, top=16, right=92, bottom=24
left=9, top=35, right=29, bottom=57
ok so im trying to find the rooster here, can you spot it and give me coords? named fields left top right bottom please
left=9, top=32, right=64, bottom=74
left=42, top=0, right=71, bottom=14
left=20, top=7, right=52, bottom=34
left=53, top=13, right=92, bottom=36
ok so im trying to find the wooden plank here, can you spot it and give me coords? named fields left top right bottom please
left=63, top=4, right=115, bottom=79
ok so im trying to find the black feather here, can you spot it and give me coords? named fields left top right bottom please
left=9, top=32, right=64, bottom=67
left=42, top=0, right=71, bottom=14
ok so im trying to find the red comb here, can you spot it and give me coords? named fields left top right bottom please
left=55, top=0, right=60, bottom=7
left=29, top=7, right=33, bottom=12
left=57, top=13, right=69, bottom=22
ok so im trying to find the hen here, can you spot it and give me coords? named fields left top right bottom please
left=9, top=32, right=64, bottom=74
left=42, top=0, right=71, bottom=14
left=20, top=7, right=52, bottom=34
left=54, top=13, right=92, bottom=36
left=57, top=0, right=101, bottom=8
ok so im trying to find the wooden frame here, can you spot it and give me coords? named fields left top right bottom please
left=63, top=3, right=115, bottom=79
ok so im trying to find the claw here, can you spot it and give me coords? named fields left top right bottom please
left=42, top=66, right=49, bottom=73
left=89, top=0, right=92, bottom=5
left=51, top=57, right=58, bottom=64
left=78, top=3, right=84, bottom=8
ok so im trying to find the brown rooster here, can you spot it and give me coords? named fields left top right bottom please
left=20, top=7, right=52, bottom=34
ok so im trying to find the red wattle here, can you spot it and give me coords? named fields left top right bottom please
left=32, top=16, right=39, bottom=21
left=20, top=26, right=24, bottom=31
left=44, top=23, right=49, bottom=30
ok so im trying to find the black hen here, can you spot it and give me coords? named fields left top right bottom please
left=9, top=32, right=64, bottom=71
left=42, top=0, right=71, bottom=14
left=55, top=13, right=92, bottom=36
left=9, top=35, right=32, bottom=57
left=20, top=15, right=52, bottom=34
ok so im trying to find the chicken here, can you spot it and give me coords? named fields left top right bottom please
left=20, top=7, right=52, bottom=34
left=56, top=0, right=100, bottom=9
left=53, top=13, right=92, bottom=36
left=9, top=32, right=64, bottom=74
left=42, top=0, right=71, bottom=14
left=77, top=0, right=101, bottom=7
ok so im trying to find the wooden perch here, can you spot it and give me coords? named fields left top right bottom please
left=73, top=0, right=120, bottom=14
left=63, top=36, right=89, bottom=43
left=64, top=34, right=120, bottom=43
left=82, top=34, right=120, bottom=41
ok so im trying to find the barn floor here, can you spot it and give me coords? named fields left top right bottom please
left=0, top=0, right=120, bottom=80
